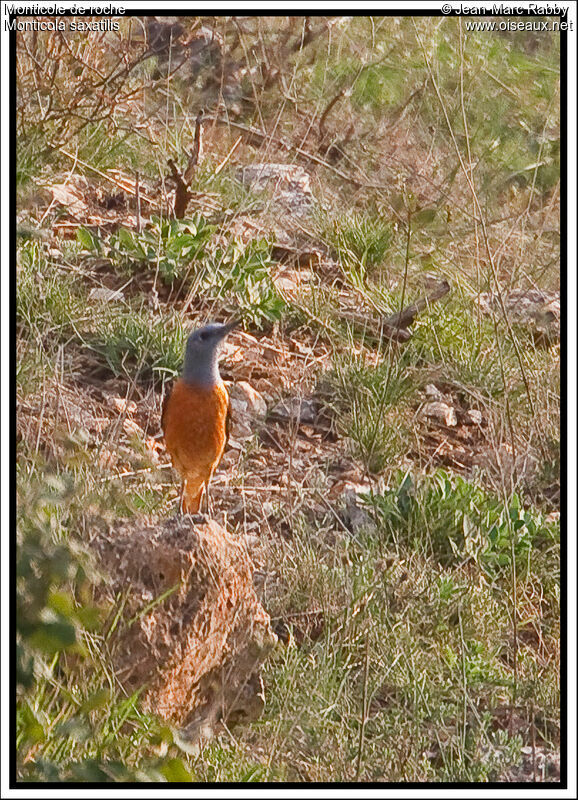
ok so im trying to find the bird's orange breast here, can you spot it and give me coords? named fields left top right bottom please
left=162, top=379, right=230, bottom=483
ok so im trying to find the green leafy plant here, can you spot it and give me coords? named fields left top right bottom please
left=365, top=470, right=559, bottom=573
left=105, top=215, right=216, bottom=283
left=16, top=472, right=100, bottom=690
left=198, top=239, right=286, bottom=328
left=16, top=471, right=199, bottom=782
left=85, top=218, right=285, bottom=328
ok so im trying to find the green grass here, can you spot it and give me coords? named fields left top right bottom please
left=235, top=483, right=558, bottom=781
left=84, top=304, right=188, bottom=383
left=322, top=347, right=417, bottom=474
left=17, top=241, right=87, bottom=336
left=320, top=209, right=394, bottom=278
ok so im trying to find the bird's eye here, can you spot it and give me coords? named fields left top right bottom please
left=198, top=331, right=207, bottom=341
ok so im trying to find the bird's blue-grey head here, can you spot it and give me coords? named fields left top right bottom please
left=182, top=320, right=240, bottom=388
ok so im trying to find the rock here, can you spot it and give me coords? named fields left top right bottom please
left=466, top=409, right=483, bottom=425
left=500, top=746, right=560, bottom=783
left=332, top=481, right=377, bottom=535
left=422, top=401, right=458, bottom=427
left=227, top=381, right=267, bottom=441
left=477, top=289, right=560, bottom=340
left=236, top=163, right=316, bottom=216
left=228, top=381, right=267, bottom=418
left=102, top=392, right=137, bottom=414
left=420, top=385, right=485, bottom=429
left=104, top=395, right=137, bottom=415
left=270, top=396, right=317, bottom=425
left=88, top=287, right=125, bottom=303
left=243, top=534, right=261, bottom=551
left=48, top=178, right=90, bottom=217
left=273, top=268, right=315, bottom=298
left=122, top=418, right=144, bottom=438
left=91, top=517, right=276, bottom=746
left=262, top=500, right=275, bottom=517
left=424, top=383, right=444, bottom=400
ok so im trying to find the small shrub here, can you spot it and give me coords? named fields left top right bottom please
left=322, top=211, right=393, bottom=278
left=86, top=219, right=286, bottom=328
left=105, top=215, right=216, bottom=282
left=203, top=239, right=286, bottom=328
left=86, top=305, right=187, bottom=383
left=366, top=470, right=559, bottom=574
left=323, top=352, right=417, bottom=473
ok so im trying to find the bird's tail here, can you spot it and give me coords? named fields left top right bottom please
left=180, top=481, right=204, bottom=515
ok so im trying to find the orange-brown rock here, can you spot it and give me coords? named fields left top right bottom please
left=91, top=517, right=276, bottom=745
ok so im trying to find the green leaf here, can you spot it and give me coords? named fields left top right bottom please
left=414, top=207, right=438, bottom=225
left=68, top=759, right=111, bottom=782
left=102, top=761, right=134, bottom=782
left=117, top=228, right=135, bottom=249
left=80, top=688, right=111, bottom=714
left=75, top=604, right=102, bottom=631
left=16, top=643, right=36, bottom=689
left=19, top=703, right=46, bottom=744
left=47, top=590, right=75, bottom=617
left=31, top=758, right=61, bottom=781
left=161, top=757, right=193, bottom=782
left=76, top=226, right=98, bottom=252
left=28, top=620, right=76, bottom=654
left=170, top=233, right=197, bottom=252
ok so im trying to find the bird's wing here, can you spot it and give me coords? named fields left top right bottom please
left=213, top=393, right=231, bottom=473
left=224, top=395, right=232, bottom=453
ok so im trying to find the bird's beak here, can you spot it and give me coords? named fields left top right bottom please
left=220, top=319, right=241, bottom=337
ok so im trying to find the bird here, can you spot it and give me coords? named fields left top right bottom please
left=162, top=320, right=239, bottom=516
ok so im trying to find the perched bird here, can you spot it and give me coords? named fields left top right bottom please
left=162, top=320, right=239, bottom=515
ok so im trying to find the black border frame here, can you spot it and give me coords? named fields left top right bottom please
left=8, top=4, right=568, bottom=791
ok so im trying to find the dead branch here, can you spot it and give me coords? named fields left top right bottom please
left=167, top=110, right=205, bottom=218
left=183, top=110, right=204, bottom=185
left=167, top=159, right=193, bottom=219
left=318, top=87, right=347, bottom=143
left=382, top=280, right=451, bottom=340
